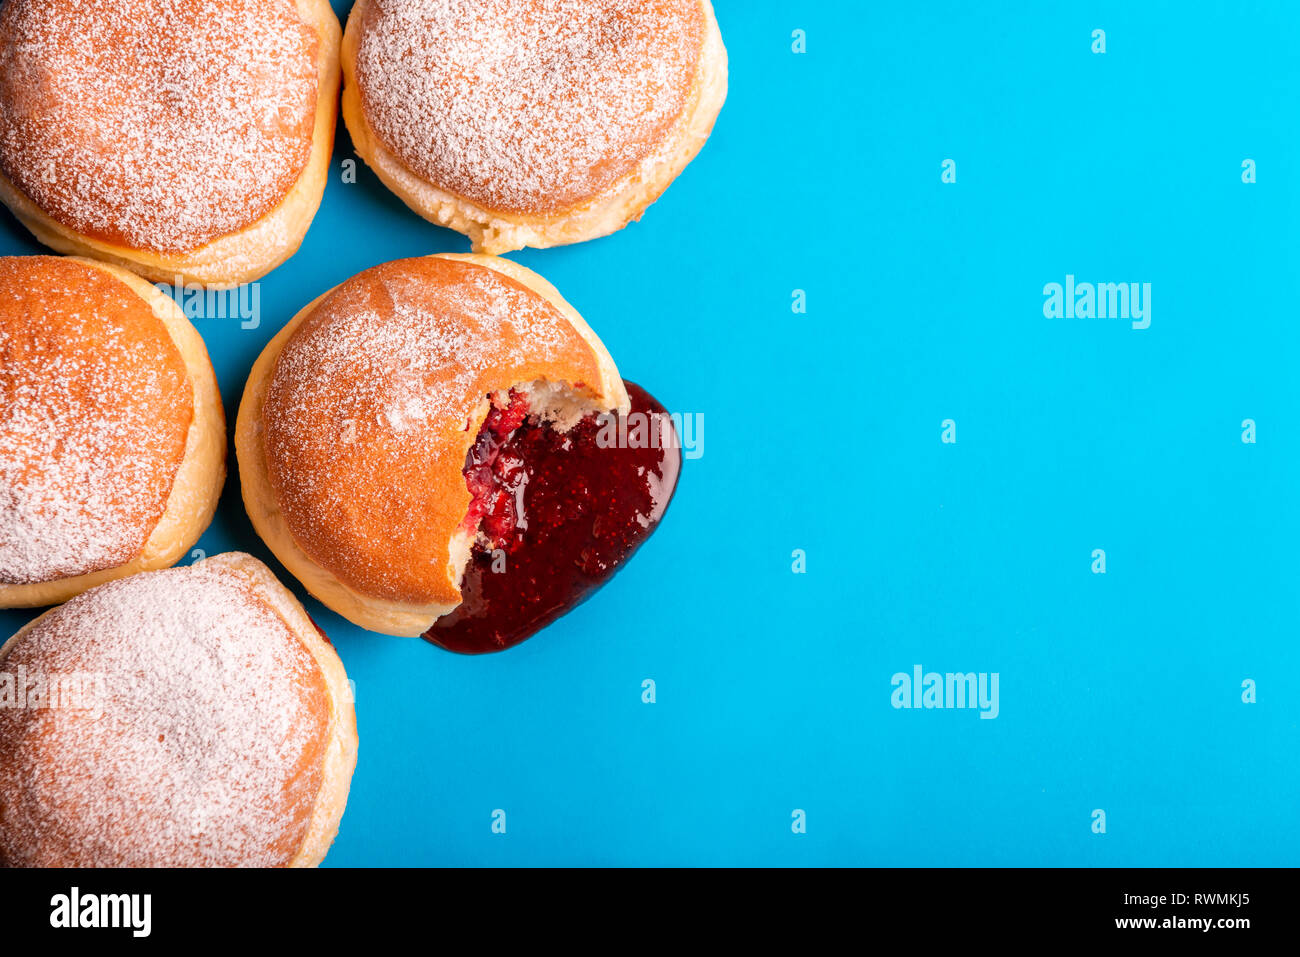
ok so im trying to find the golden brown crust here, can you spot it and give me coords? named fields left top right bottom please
left=0, top=257, right=187, bottom=581
left=237, top=254, right=628, bottom=636
left=0, top=256, right=190, bottom=586
left=0, top=256, right=226, bottom=609
left=0, top=0, right=341, bottom=287
left=341, top=0, right=728, bottom=253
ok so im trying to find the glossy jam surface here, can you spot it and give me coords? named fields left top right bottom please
left=425, top=382, right=680, bottom=654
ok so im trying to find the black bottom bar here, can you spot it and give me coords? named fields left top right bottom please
left=0, top=867, right=1279, bottom=942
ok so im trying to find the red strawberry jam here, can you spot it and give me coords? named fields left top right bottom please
left=425, top=381, right=681, bottom=654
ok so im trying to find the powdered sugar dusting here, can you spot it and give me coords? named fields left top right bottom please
left=268, top=259, right=580, bottom=455
left=0, top=257, right=193, bottom=586
left=0, top=559, right=329, bottom=867
left=0, top=0, right=319, bottom=254
left=262, top=257, right=596, bottom=602
left=355, top=0, right=703, bottom=214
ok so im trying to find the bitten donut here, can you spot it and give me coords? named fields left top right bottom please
left=0, top=552, right=358, bottom=868
left=0, top=0, right=342, bottom=288
left=0, top=256, right=225, bottom=609
left=341, top=0, right=728, bottom=254
left=237, top=254, right=630, bottom=637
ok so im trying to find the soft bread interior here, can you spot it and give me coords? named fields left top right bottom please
left=510, top=378, right=617, bottom=432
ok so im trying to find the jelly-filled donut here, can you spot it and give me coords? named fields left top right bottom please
left=236, top=254, right=680, bottom=650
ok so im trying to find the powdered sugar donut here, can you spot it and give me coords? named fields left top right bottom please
left=341, top=0, right=728, bottom=253
left=0, top=256, right=225, bottom=609
left=0, top=552, right=358, bottom=867
left=0, top=0, right=341, bottom=288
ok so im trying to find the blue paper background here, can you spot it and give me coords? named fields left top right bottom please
left=2, top=0, right=1297, bottom=866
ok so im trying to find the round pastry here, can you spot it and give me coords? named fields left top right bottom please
left=0, top=0, right=342, bottom=288
left=0, top=255, right=225, bottom=609
left=0, top=552, right=358, bottom=867
left=341, top=0, right=728, bottom=254
left=237, top=254, right=637, bottom=637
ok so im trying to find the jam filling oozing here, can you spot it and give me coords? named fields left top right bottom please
left=459, top=389, right=532, bottom=549
left=425, top=381, right=681, bottom=654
